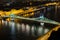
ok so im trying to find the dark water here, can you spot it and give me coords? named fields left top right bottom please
left=48, top=28, right=60, bottom=40
left=0, top=20, right=49, bottom=40
left=0, top=5, right=58, bottom=40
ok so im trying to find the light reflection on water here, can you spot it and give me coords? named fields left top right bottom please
left=16, top=23, right=21, bottom=32
left=9, top=21, right=16, bottom=40
left=21, top=23, right=26, bottom=33
left=31, top=25, right=35, bottom=36
left=11, top=22, right=15, bottom=35
left=25, top=24, right=30, bottom=35
left=37, top=26, right=43, bottom=36
left=0, top=20, right=49, bottom=40
left=44, top=28, right=49, bottom=34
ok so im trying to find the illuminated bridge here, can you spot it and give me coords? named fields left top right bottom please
left=0, top=2, right=60, bottom=40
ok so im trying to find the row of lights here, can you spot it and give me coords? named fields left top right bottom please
left=0, top=2, right=59, bottom=17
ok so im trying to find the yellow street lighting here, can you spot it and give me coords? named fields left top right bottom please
left=45, top=2, right=57, bottom=6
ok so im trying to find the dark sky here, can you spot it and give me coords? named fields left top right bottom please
left=0, top=0, right=47, bottom=3
left=0, top=0, right=36, bottom=4
left=0, top=0, right=15, bottom=2
left=0, top=0, right=58, bottom=3
left=0, top=0, right=22, bottom=3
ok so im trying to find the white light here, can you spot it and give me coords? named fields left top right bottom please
left=2, top=20, right=4, bottom=23
left=31, top=26, right=35, bottom=36
left=25, top=24, right=30, bottom=35
left=17, top=23, right=21, bottom=32
left=6, top=3, right=10, bottom=6
left=37, top=27, right=43, bottom=35
left=9, top=22, right=13, bottom=27
left=40, top=23, right=44, bottom=26
left=21, top=23, right=25, bottom=32
left=5, top=21, right=8, bottom=25
left=11, top=22, right=15, bottom=35
left=40, top=16, right=43, bottom=18
left=44, top=28, right=49, bottom=34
